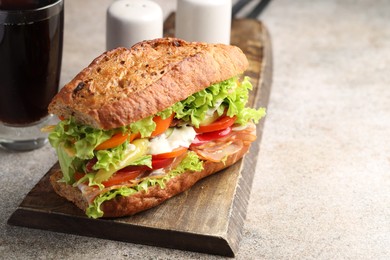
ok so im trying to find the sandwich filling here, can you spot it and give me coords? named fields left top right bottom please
left=48, top=76, right=265, bottom=218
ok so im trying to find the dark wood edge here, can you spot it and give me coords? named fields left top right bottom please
left=8, top=208, right=234, bottom=256
left=226, top=19, right=273, bottom=256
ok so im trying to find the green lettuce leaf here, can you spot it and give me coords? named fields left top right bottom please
left=55, top=143, right=84, bottom=184
left=93, top=141, right=152, bottom=171
left=227, top=77, right=266, bottom=124
left=48, top=117, right=113, bottom=160
left=55, top=144, right=75, bottom=183
left=156, top=107, right=174, bottom=119
left=86, top=151, right=203, bottom=218
left=127, top=155, right=152, bottom=168
left=129, top=116, right=155, bottom=138
left=171, top=76, right=266, bottom=127
left=93, top=141, right=129, bottom=171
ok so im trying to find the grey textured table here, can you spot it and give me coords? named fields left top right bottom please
left=1, top=0, right=390, bottom=259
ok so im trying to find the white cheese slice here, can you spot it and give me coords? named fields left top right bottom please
left=149, top=126, right=196, bottom=155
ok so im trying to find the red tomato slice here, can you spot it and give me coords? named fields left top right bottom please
left=74, top=172, right=85, bottom=182
left=151, top=113, right=174, bottom=137
left=191, top=126, right=232, bottom=146
left=85, top=157, right=98, bottom=172
left=152, top=157, right=174, bottom=169
left=128, top=132, right=141, bottom=142
left=101, top=158, right=175, bottom=187
left=102, top=170, right=143, bottom=187
left=195, top=116, right=237, bottom=133
left=95, top=133, right=129, bottom=150
left=152, top=146, right=188, bottom=160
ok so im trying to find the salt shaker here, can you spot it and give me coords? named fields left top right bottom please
left=175, top=0, right=232, bottom=44
left=106, top=0, right=163, bottom=50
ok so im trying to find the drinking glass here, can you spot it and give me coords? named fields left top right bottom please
left=0, top=0, right=64, bottom=151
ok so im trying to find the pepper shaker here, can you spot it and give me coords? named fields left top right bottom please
left=175, top=0, right=232, bottom=44
left=106, top=0, right=163, bottom=50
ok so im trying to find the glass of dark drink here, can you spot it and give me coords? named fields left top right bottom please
left=0, top=0, right=64, bottom=151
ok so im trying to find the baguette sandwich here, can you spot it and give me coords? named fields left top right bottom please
left=47, top=37, right=265, bottom=218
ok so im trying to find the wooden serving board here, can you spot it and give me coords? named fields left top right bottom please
left=8, top=15, right=272, bottom=257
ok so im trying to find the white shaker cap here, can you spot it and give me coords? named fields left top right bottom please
left=106, top=0, right=163, bottom=50
left=175, top=0, right=232, bottom=44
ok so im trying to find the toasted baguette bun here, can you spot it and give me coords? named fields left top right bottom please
left=50, top=143, right=250, bottom=218
left=49, top=38, right=248, bottom=130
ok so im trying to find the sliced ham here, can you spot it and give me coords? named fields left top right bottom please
left=190, top=122, right=256, bottom=162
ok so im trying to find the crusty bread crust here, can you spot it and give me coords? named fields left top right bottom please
left=49, top=38, right=248, bottom=129
left=50, top=144, right=250, bottom=218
